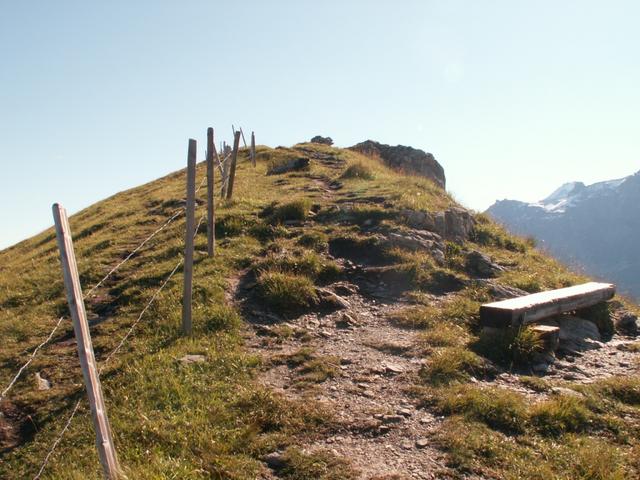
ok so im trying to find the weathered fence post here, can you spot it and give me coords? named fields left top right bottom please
left=182, top=139, right=197, bottom=335
left=239, top=127, right=247, bottom=148
left=221, top=154, right=230, bottom=199
left=251, top=131, right=256, bottom=167
left=226, top=130, right=242, bottom=200
left=206, top=128, right=215, bottom=256
left=52, top=204, right=120, bottom=480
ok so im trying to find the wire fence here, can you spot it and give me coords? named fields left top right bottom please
left=3, top=129, right=254, bottom=478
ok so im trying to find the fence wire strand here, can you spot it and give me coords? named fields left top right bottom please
left=0, top=167, right=208, bottom=403
left=32, top=206, right=206, bottom=479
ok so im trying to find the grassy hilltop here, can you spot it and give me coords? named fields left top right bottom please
left=1, top=142, right=639, bottom=479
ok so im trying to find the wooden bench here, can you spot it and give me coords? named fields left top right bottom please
left=480, top=282, right=616, bottom=329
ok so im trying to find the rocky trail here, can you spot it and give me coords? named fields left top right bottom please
left=232, top=269, right=452, bottom=480
left=225, top=151, right=640, bottom=479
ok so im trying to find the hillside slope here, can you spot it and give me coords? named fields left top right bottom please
left=1, top=142, right=639, bottom=479
left=487, top=171, right=640, bottom=300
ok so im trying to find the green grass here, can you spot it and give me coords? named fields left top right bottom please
left=434, top=384, right=528, bottom=433
left=340, top=162, right=374, bottom=180
left=255, top=249, right=341, bottom=282
left=256, top=271, right=318, bottom=314
left=268, top=199, right=313, bottom=224
left=530, top=395, right=594, bottom=436
left=276, top=447, right=357, bottom=480
left=419, top=347, right=485, bottom=386
left=1, top=139, right=639, bottom=479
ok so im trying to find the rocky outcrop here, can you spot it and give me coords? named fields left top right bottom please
left=310, top=135, right=333, bottom=145
left=267, top=157, right=310, bottom=175
left=349, top=140, right=446, bottom=189
left=401, top=207, right=475, bottom=242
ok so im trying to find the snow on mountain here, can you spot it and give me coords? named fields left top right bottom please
left=486, top=170, right=640, bottom=299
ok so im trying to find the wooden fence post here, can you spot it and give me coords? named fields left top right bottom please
left=206, top=128, right=215, bottom=256
left=251, top=131, right=256, bottom=167
left=239, top=127, right=247, bottom=148
left=221, top=154, right=230, bottom=199
left=182, top=139, right=197, bottom=335
left=226, top=130, right=241, bottom=200
left=52, top=204, right=121, bottom=480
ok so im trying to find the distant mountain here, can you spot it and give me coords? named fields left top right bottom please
left=487, top=171, right=640, bottom=300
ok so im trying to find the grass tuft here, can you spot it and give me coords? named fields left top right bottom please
left=256, top=271, right=318, bottom=313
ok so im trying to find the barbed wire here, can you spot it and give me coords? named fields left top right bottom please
left=32, top=208, right=206, bottom=479
left=0, top=170, right=208, bottom=403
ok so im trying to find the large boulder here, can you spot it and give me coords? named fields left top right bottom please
left=349, top=140, right=446, bottom=189
left=401, top=207, right=476, bottom=242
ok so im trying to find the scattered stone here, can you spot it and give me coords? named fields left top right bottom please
left=401, top=440, right=413, bottom=450
left=382, top=415, right=404, bottom=424
left=378, top=425, right=391, bottom=434
left=35, top=372, right=51, bottom=390
left=179, top=354, right=206, bottom=365
left=332, top=282, right=359, bottom=296
left=550, top=387, right=584, bottom=398
left=335, top=312, right=359, bottom=329
left=384, top=363, right=404, bottom=374
left=415, top=438, right=430, bottom=449
left=316, top=288, right=351, bottom=310
left=397, top=408, right=412, bottom=417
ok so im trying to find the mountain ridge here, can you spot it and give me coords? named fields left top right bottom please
left=487, top=170, right=640, bottom=299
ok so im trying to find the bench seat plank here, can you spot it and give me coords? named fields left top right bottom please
left=480, top=282, right=616, bottom=328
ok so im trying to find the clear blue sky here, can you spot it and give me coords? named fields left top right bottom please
left=1, top=1, right=638, bottom=249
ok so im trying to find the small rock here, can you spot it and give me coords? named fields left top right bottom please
left=397, top=408, right=413, bottom=417
left=401, top=440, right=413, bottom=450
left=378, top=425, right=391, bottom=434
left=316, top=288, right=351, bottom=310
left=35, top=372, right=51, bottom=390
left=382, top=415, right=404, bottom=424
left=613, top=309, right=638, bottom=335
left=384, top=363, right=404, bottom=374
left=415, top=438, right=430, bottom=449
left=550, top=387, right=584, bottom=398
left=263, top=452, right=286, bottom=470
left=179, top=354, right=206, bottom=365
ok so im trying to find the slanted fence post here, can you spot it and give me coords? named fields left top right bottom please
left=226, top=130, right=242, bottom=200
left=52, top=204, right=121, bottom=480
left=251, top=131, right=256, bottom=167
left=239, top=127, right=247, bottom=148
left=182, top=139, right=197, bottom=335
left=221, top=153, right=230, bottom=199
left=206, top=128, right=215, bottom=256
